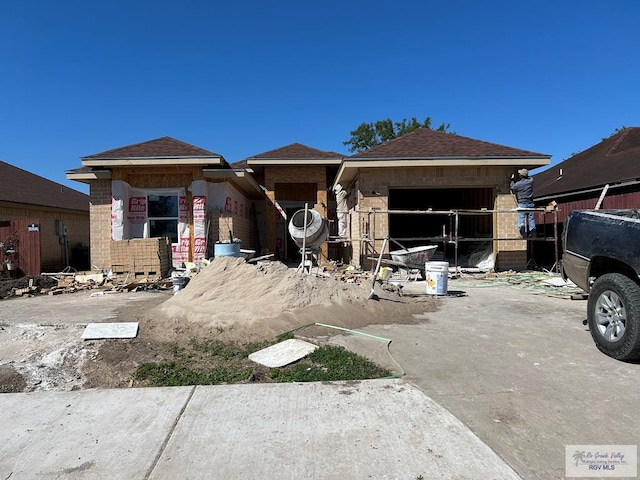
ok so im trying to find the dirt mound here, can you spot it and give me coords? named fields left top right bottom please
left=146, top=257, right=435, bottom=342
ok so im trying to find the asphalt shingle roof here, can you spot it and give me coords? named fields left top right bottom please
left=83, top=136, right=221, bottom=160
left=348, top=128, right=548, bottom=159
left=246, top=143, right=344, bottom=161
left=0, top=161, right=89, bottom=212
left=534, top=127, right=640, bottom=198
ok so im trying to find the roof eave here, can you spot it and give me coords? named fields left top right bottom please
left=202, top=168, right=264, bottom=199
left=333, top=157, right=551, bottom=189
left=247, top=158, right=343, bottom=166
left=66, top=169, right=112, bottom=184
left=81, top=157, right=225, bottom=167
left=534, top=179, right=640, bottom=202
left=0, top=199, right=89, bottom=214
left=347, top=155, right=550, bottom=162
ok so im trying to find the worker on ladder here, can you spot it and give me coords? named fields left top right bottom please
left=510, top=169, right=537, bottom=238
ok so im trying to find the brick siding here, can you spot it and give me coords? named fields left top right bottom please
left=208, top=210, right=255, bottom=254
left=89, top=179, right=112, bottom=271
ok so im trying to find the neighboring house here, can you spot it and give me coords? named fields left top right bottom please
left=332, top=128, right=551, bottom=270
left=534, top=127, right=640, bottom=221
left=531, top=127, right=640, bottom=267
left=67, top=137, right=263, bottom=276
left=241, top=143, right=344, bottom=262
left=0, top=161, right=90, bottom=275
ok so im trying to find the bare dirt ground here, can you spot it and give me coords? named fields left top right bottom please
left=0, top=258, right=436, bottom=393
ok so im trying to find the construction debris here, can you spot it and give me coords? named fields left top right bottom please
left=0, top=269, right=173, bottom=300
left=473, top=270, right=586, bottom=297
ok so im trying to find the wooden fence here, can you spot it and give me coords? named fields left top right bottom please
left=0, top=219, right=41, bottom=277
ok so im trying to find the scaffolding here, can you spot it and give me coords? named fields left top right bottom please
left=347, top=207, right=560, bottom=272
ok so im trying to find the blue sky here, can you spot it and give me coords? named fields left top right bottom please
left=1, top=1, right=639, bottom=195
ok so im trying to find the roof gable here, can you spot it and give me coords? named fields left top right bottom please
left=534, top=127, right=640, bottom=199
left=349, top=128, right=549, bottom=159
left=83, top=136, right=221, bottom=160
left=247, top=143, right=344, bottom=162
left=0, top=161, right=89, bottom=212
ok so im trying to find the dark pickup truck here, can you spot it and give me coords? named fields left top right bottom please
left=562, top=209, right=640, bottom=361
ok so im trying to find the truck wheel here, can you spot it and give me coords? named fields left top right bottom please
left=587, top=273, right=640, bottom=361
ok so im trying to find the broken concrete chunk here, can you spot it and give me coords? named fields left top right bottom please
left=248, top=339, right=318, bottom=368
left=82, top=322, right=139, bottom=340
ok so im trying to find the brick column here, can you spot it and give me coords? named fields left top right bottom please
left=316, top=176, right=328, bottom=262
left=495, top=193, right=528, bottom=269
left=264, top=191, right=278, bottom=255
left=89, top=179, right=112, bottom=271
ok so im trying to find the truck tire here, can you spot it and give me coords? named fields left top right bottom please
left=587, top=273, right=640, bottom=361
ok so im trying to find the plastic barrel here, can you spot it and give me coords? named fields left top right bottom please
left=214, top=242, right=242, bottom=257
left=425, top=261, right=449, bottom=295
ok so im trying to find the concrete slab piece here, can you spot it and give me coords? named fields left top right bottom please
left=75, top=273, right=105, bottom=284
left=82, top=322, right=139, bottom=339
left=149, top=380, right=521, bottom=480
left=248, top=338, right=318, bottom=367
left=0, top=387, right=193, bottom=480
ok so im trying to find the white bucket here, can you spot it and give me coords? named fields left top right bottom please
left=425, top=261, right=449, bottom=295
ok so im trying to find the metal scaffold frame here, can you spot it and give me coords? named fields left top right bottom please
left=347, top=207, right=560, bottom=272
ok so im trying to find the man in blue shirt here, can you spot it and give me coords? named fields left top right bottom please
left=510, top=168, right=537, bottom=238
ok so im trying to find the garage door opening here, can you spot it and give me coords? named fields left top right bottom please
left=389, top=188, right=494, bottom=262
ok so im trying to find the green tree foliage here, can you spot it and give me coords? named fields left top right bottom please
left=343, top=117, right=452, bottom=153
left=602, top=125, right=628, bottom=140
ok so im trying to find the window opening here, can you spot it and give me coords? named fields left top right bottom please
left=147, top=195, right=179, bottom=243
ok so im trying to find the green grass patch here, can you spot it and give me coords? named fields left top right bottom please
left=267, top=345, right=391, bottom=382
left=134, top=338, right=392, bottom=387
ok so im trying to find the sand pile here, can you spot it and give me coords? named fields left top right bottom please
left=148, top=257, right=434, bottom=342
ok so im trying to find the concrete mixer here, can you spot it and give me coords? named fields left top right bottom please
left=288, top=208, right=328, bottom=273
left=287, top=208, right=328, bottom=250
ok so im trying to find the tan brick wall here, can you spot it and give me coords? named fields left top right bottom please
left=494, top=193, right=527, bottom=269
left=89, top=179, right=112, bottom=271
left=209, top=211, right=255, bottom=252
left=229, top=214, right=253, bottom=251
left=0, top=203, right=90, bottom=272
left=110, top=237, right=172, bottom=279
left=264, top=189, right=278, bottom=255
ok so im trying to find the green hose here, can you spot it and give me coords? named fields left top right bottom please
left=288, top=321, right=406, bottom=379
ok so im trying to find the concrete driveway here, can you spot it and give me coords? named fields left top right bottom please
left=354, top=277, right=640, bottom=479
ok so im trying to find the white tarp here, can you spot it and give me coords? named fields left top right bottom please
left=190, top=180, right=208, bottom=264
left=208, top=182, right=250, bottom=219
left=111, top=180, right=128, bottom=241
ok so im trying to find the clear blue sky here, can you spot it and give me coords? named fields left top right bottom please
left=1, top=1, right=639, bottom=195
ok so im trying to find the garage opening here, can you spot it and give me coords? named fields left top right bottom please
left=389, top=188, right=494, bottom=262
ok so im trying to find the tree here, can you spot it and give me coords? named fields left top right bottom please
left=602, top=125, right=628, bottom=140
left=343, top=117, right=452, bottom=153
